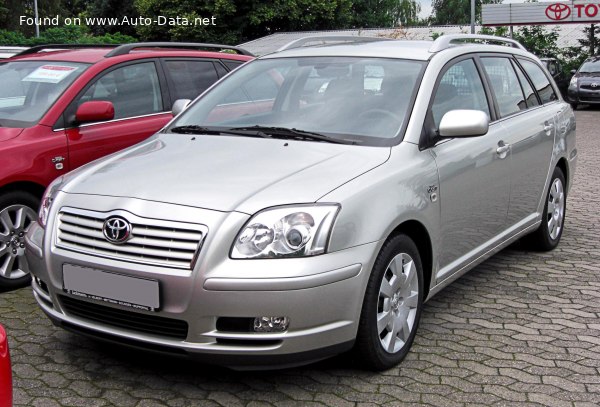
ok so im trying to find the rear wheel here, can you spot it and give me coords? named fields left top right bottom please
left=0, top=191, right=39, bottom=289
left=523, top=167, right=566, bottom=251
left=355, top=234, right=424, bottom=370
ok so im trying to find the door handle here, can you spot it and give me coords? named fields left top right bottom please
left=496, top=142, right=510, bottom=158
left=544, top=122, right=554, bottom=135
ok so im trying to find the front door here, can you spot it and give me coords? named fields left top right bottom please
left=427, top=57, right=511, bottom=283
left=63, top=61, right=172, bottom=170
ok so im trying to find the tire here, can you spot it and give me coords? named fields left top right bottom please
left=355, top=234, right=424, bottom=370
left=0, top=191, right=40, bottom=290
left=570, top=103, right=578, bottom=110
left=523, top=167, right=566, bottom=251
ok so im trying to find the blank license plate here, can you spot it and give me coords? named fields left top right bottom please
left=63, top=264, right=159, bottom=312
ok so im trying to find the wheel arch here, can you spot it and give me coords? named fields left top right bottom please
left=0, top=181, right=46, bottom=201
left=386, top=220, right=433, bottom=298
left=556, top=157, right=569, bottom=190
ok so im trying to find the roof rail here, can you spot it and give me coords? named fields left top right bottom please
left=14, top=44, right=117, bottom=57
left=429, top=34, right=526, bottom=53
left=277, top=36, right=391, bottom=52
left=104, top=42, right=254, bottom=57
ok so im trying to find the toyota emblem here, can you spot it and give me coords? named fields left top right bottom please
left=545, top=3, right=571, bottom=21
left=103, top=216, right=131, bottom=244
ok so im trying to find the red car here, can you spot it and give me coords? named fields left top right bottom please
left=0, top=43, right=253, bottom=289
left=0, top=324, right=11, bottom=407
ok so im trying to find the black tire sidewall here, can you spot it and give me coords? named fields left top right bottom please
left=356, top=234, right=424, bottom=370
left=0, top=190, right=40, bottom=289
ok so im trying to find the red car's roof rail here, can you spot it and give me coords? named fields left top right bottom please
left=14, top=44, right=117, bottom=56
left=105, top=42, right=254, bottom=57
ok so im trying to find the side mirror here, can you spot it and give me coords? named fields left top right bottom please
left=570, top=69, right=576, bottom=75
left=172, top=99, right=191, bottom=116
left=439, top=110, right=489, bottom=138
left=76, top=101, right=114, bottom=124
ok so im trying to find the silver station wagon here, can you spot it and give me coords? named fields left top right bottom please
left=26, top=34, right=577, bottom=370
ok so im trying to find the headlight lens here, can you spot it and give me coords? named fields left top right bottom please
left=232, top=204, right=340, bottom=259
left=569, top=76, right=578, bottom=87
left=38, top=176, right=63, bottom=228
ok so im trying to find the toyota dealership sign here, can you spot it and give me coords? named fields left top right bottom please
left=482, top=1, right=600, bottom=26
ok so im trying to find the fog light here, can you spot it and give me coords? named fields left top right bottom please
left=253, top=316, right=290, bottom=332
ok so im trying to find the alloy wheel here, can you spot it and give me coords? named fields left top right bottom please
left=377, top=252, right=420, bottom=354
left=0, top=204, right=37, bottom=280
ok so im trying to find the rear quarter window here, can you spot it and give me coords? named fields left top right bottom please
left=519, top=59, right=558, bottom=104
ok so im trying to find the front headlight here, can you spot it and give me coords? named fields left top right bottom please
left=231, top=204, right=340, bottom=259
left=569, top=76, right=578, bottom=88
left=38, top=176, right=64, bottom=228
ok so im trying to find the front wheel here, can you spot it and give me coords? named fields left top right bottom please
left=0, top=191, right=39, bottom=290
left=355, top=234, right=424, bottom=370
left=523, top=167, right=566, bottom=251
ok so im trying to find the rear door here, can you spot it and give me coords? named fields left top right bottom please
left=160, top=59, right=221, bottom=104
left=62, top=60, right=172, bottom=170
left=480, top=56, right=558, bottom=227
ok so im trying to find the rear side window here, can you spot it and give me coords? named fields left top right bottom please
left=431, top=58, right=490, bottom=128
left=519, top=59, right=558, bottom=104
left=481, top=57, right=527, bottom=118
left=512, top=60, right=539, bottom=109
left=79, top=62, right=163, bottom=120
left=164, top=60, right=219, bottom=101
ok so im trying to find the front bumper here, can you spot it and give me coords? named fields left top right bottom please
left=25, top=201, right=378, bottom=368
left=567, top=86, right=600, bottom=104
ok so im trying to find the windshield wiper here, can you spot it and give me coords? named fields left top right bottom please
left=169, top=125, right=270, bottom=138
left=229, top=125, right=358, bottom=145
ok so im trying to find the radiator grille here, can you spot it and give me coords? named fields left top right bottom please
left=60, top=295, right=189, bottom=340
left=56, top=210, right=205, bottom=270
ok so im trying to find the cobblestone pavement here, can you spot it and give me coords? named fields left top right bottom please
left=1, top=110, right=599, bottom=407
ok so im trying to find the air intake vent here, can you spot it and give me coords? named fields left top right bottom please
left=56, top=209, right=206, bottom=270
left=60, top=295, right=189, bottom=340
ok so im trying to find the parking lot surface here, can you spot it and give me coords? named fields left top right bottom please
left=1, top=110, right=599, bottom=407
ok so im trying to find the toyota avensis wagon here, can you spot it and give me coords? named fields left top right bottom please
left=25, top=34, right=577, bottom=370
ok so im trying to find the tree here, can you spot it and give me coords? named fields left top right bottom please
left=513, top=25, right=560, bottom=58
left=85, top=0, right=139, bottom=36
left=578, top=24, right=600, bottom=55
left=351, top=0, right=421, bottom=27
left=134, top=0, right=357, bottom=44
left=431, top=0, right=501, bottom=26
left=0, top=0, right=63, bottom=34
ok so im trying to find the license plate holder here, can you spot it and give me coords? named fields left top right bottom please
left=62, top=264, right=160, bottom=312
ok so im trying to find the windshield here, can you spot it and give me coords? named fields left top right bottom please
left=579, top=60, right=600, bottom=73
left=169, top=57, right=425, bottom=146
left=0, top=60, right=88, bottom=127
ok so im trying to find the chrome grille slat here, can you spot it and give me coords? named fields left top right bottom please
left=56, top=210, right=205, bottom=270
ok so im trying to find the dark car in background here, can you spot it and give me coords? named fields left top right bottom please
left=0, top=42, right=253, bottom=289
left=540, top=57, right=567, bottom=97
left=567, top=56, right=600, bottom=109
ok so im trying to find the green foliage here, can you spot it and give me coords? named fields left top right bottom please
left=0, top=29, right=28, bottom=45
left=86, top=0, right=139, bottom=36
left=0, top=25, right=136, bottom=45
left=431, top=0, right=501, bottom=26
left=352, top=0, right=421, bottom=27
left=577, top=24, right=600, bottom=54
left=513, top=25, right=560, bottom=58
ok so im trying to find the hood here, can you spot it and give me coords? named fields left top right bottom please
left=63, top=133, right=390, bottom=214
left=0, top=127, right=24, bottom=142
